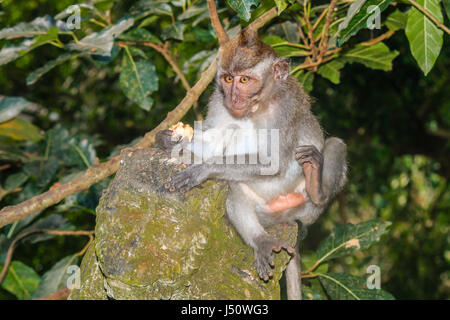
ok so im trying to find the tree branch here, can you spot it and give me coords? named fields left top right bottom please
left=207, top=0, right=229, bottom=45
left=360, top=30, right=396, bottom=46
left=0, top=7, right=280, bottom=230
left=317, top=0, right=338, bottom=61
left=0, top=230, right=93, bottom=284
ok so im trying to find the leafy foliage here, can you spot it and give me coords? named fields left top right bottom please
left=0, top=15, right=69, bottom=39
left=227, top=0, right=260, bottom=21
left=32, top=254, right=79, bottom=298
left=405, top=0, right=444, bottom=75
left=318, top=273, right=394, bottom=300
left=336, top=0, right=393, bottom=47
left=316, top=220, right=391, bottom=263
left=119, top=49, right=158, bottom=110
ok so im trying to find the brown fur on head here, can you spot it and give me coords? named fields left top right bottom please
left=218, top=28, right=291, bottom=118
left=220, top=28, right=278, bottom=73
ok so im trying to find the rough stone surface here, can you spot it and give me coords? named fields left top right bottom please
left=69, top=148, right=297, bottom=300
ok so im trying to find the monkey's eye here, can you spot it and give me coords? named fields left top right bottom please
left=224, top=75, right=233, bottom=83
left=240, top=76, right=249, bottom=83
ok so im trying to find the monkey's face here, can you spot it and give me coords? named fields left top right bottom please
left=220, top=71, right=263, bottom=118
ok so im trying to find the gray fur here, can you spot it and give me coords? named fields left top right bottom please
left=159, top=53, right=347, bottom=299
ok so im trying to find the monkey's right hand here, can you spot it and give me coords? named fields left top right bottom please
left=156, top=129, right=183, bottom=151
left=253, top=234, right=295, bottom=281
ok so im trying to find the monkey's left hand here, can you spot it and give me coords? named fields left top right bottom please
left=295, top=145, right=326, bottom=206
left=165, top=164, right=208, bottom=193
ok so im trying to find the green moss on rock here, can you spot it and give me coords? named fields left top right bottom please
left=69, top=148, right=297, bottom=300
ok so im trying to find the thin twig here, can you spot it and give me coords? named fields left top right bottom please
left=360, top=30, right=395, bottom=46
left=304, top=1, right=318, bottom=59
left=0, top=230, right=93, bottom=285
left=207, top=0, right=229, bottom=45
left=291, top=55, right=334, bottom=73
left=311, top=6, right=329, bottom=31
left=408, top=0, right=450, bottom=35
left=296, top=21, right=309, bottom=47
left=318, top=0, right=338, bottom=61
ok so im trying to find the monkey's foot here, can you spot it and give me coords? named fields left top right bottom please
left=295, top=145, right=325, bottom=206
left=253, top=234, right=295, bottom=281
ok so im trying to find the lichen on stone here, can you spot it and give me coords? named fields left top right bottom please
left=69, top=148, right=297, bottom=300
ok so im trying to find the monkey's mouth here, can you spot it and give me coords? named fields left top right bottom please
left=229, top=106, right=249, bottom=117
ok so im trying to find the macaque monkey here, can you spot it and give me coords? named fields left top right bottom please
left=156, top=29, right=347, bottom=299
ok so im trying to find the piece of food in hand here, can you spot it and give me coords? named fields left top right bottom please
left=169, top=122, right=194, bottom=142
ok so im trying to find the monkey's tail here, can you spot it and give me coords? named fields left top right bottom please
left=285, top=246, right=301, bottom=300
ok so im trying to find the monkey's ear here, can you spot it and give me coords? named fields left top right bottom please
left=272, top=58, right=290, bottom=81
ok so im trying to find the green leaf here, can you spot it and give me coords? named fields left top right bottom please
left=0, top=39, right=35, bottom=66
left=316, top=220, right=391, bottom=263
left=0, top=96, right=36, bottom=123
left=94, top=0, right=116, bottom=12
left=138, top=16, right=160, bottom=28
left=336, top=0, right=393, bottom=47
left=0, top=261, right=41, bottom=300
left=130, top=1, right=173, bottom=17
left=67, top=18, right=134, bottom=56
left=385, top=9, right=407, bottom=31
left=302, top=253, right=328, bottom=274
left=319, top=273, right=395, bottom=300
left=0, top=171, right=29, bottom=200
left=120, top=50, right=158, bottom=111
left=302, top=285, right=325, bottom=300
left=4, top=172, right=28, bottom=191
left=26, top=52, right=78, bottom=85
left=178, top=4, right=208, bottom=20
left=443, top=0, right=450, bottom=21
left=128, top=46, right=147, bottom=59
left=0, top=15, right=68, bottom=40
left=266, top=21, right=300, bottom=43
left=92, top=45, right=121, bottom=67
left=119, top=28, right=161, bottom=43
left=341, top=42, right=399, bottom=71
left=0, top=234, right=9, bottom=264
left=0, top=118, right=43, bottom=142
left=294, top=70, right=314, bottom=93
left=161, top=22, right=186, bottom=41
left=32, top=255, right=79, bottom=298
left=274, top=0, right=289, bottom=14
left=193, top=27, right=217, bottom=42
left=226, top=0, right=259, bottom=22
left=405, top=0, right=444, bottom=75
left=30, top=27, right=61, bottom=50
left=183, top=49, right=217, bottom=74
left=317, top=59, right=346, bottom=84
left=262, top=35, right=310, bottom=57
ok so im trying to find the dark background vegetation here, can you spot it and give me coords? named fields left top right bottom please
left=0, top=0, right=448, bottom=299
